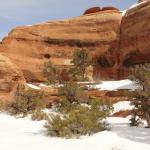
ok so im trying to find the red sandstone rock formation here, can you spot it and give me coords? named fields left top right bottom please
left=101, top=6, right=120, bottom=12
left=113, top=110, right=131, bottom=118
left=0, top=9, right=122, bottom=81
left=118, top=0, right=150, bottom=78
left=83, top=6, right=120, bottom=15
left=0, top=54, right=25, bottom=103
left=83, top=7, right=101, bottom=15
left=0, top=2, right=150, bottom=82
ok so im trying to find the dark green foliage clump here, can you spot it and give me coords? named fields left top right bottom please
left=31, top=110, right=48, bottom=121
left=128, top=64, right=150, bottom=127
left=57, top=81, right=89, bottom=113
left=9, top=89, right=45, bottom=116
left=59, top=81, right=83, bottom=103
left=130, top=64, right=150, bottom=89
left=43, top=60, right=61, bottom=85
left=70, top=49, right=91, bottom=81
left=45, top=81, right=112, bottom=138
left=45, top=99, right=111, bottom=138
left=43, top=49, right=92, bottom=83
left=129, top=90, right=150, bottom=127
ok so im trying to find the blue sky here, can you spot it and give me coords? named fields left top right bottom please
left=0, top=0, right=137, bottom=39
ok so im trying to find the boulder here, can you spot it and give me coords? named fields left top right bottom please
left=83, top=7, right=101, bottom=15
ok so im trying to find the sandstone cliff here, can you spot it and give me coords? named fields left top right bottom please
left=0, top=9, right=122, bottom=81
left=118, top=0, right=150, bottom=77
left=0, top=1, right=150, bottom=82
left=0, top=54, right=25, bottom=103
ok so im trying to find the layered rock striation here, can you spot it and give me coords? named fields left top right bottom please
left=0, top=54, right=25, bottom=102
left=0, top=8, right=122, bottom=81
left=0, top=1, right=150, bottom=82
left=118, top=0, right=150, bottom=77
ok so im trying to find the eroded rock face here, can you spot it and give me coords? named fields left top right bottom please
left=0, top=54, right=25, bottom=103
left=1, top=2, right=150, bottom=81
left=0, top=10, right=122, bottom=81
left=119, top=0, right=150, bottom=78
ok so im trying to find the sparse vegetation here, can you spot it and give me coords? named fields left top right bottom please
left=43, top=49, right=93, bottom=83
left=9, top=89, right=45, bottom=116
left=31, top=110, right=48, bottom=121
left=45, top=99, right=111, bottom=138
left=70, top=49, right=91, bottom=81
left=45, top=81, right=112, bottom=138
left=43, top=60, right=62, bottom=85
left=128, top=63, right=150, bottom=127
left=59, top=81, right=83, bottom=103
left=57, top=81, right=90, bottom=113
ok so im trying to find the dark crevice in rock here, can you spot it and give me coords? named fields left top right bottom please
left=43, top=38, right=99, bottom=48
left=43, top=54, right=51, bottom=59
left=97, top=56, right=114, bottom=68
left=123, top=50, right=150, bottom=67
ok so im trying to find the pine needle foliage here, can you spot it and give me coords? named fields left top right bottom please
left=45, top=99, right=111, bottom=138
left=70, top=49, right=91, bottom=81
left=128, top=64, right=150, bottom=127
left=31, top=110, right=48, bottom=121
left=45, top=82, right=112, bottom=138
left=9, top=89, right=45, bottom=116
left=43, top=60, right=61, bottom=85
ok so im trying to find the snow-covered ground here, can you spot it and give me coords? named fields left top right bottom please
left=27, top=79, right=138, bottom=91
left=87, top=79, right=138, bottom=91
left=0, top=112, right=149, bottom=150
left=113, top=101, right=133, bottom=113
left=27, top=84, right=41, bottom=90
left=6, top=80, right=148, bottom=150
left=121, top=9, right=127, bottom=16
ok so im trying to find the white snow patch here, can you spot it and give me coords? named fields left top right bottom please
left=87, top=79, right=138, bottom=91
left=27, top=84, right=41, bottom=90
left=121, top=9, right=127, bottom=16
left=42, top=108, right=62, bottom=117
left=39, top=83, right=52, bottom=88
left=0, top=113, right=150, bottom=150
left=113, top=101, right=133, bottom=113
left=30, top=79, right=138, bottom=91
